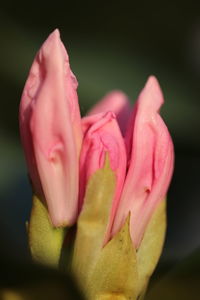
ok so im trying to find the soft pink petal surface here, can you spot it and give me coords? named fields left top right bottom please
left=111, top=76, right=174, bottom=248
left=87, top=91, right=132, bottom=135
left=19, top=29, right=82, bottom=227
left=19, top=29, right=174, bottom=246
left=79, top=111, right=127, bottom=243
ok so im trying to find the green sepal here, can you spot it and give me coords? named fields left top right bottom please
left=71, top=151, right=167, bottom=299
left=86, top=215, right=138, bottom=300
left=28, top=195, right=66, bottom=268
left=136, top=199, right=167, bottom=297
left=72, top=155, right=116, bottom=290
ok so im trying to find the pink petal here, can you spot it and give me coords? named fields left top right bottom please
left=79, top=111, right=127, bottom=243
left=19, top=29, right=82, bottom=227
left=87, top=91, right=132, bottom=135
left=112, top=76, right=174, bottom=248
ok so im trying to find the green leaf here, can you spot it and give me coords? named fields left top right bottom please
left=136, top=200, right=166, bottom=297
left=86, top=216, right=138, bottom=300
left=28, top=195, right=66, bottom=268
left=71, top=155, right=116, bottom=292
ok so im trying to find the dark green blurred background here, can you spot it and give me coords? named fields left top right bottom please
left=0, top=0, right=200, bottom=296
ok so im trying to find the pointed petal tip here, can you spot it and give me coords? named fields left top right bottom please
left=51, top=29, right=62, bottom=49
left=139, top=75, right=164, bottom=111
left=53, top=28, right=60, bottom=35
left=148, top=75, right=163, bottom=96
left=43, top=29, right=62, bottom=51
left=145, top=75, right=162, bottom=96
left=37, top=28, right=67, bottom=69
left=49, top=28, right=60, bottom=40
left=146, top=75, right=158, bottom=85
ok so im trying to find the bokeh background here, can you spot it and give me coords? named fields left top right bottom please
left=0, top=1, right=200, bottom=298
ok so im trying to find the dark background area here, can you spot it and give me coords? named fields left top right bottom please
left=0, top=0, right=200, bottom=291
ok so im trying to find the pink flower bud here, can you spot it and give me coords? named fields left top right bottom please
left=19, top=29, right=82, bottom=227
left=87, top=91, right=132, bottom=135
left=79, top=111, right=127, bottom=243
left=111, top=76, right=174, bottom=248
